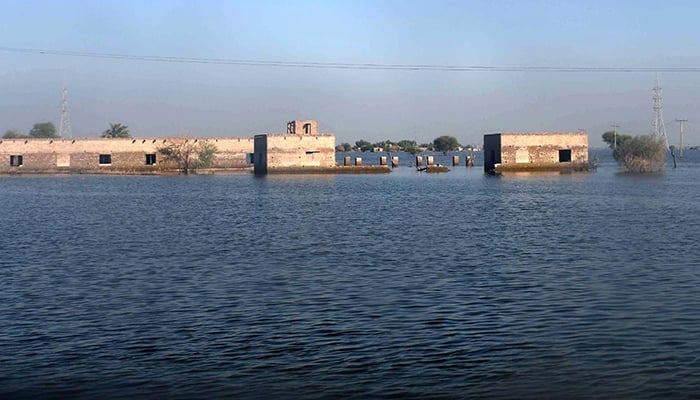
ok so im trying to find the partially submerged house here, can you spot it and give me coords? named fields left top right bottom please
left=253, top=120, right=336, bottom=174
left=483, top=132, right=589, bottom=173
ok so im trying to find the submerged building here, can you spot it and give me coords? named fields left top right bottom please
left=0, top=137, right=252, bottom=174
left=0, top=119, right=337, bottom=175
left=253, top=120, right=336, bottom=174
left=483, top=132, right=588, bottom=173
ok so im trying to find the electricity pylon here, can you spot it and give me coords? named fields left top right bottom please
left=651, top=74, right=669, bottom=149
left=59, top=84, right=72, bottom=139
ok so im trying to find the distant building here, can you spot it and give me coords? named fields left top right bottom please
left=483, top=132, right=588, bottom=173
left=253, top=120, right=336, bottom=174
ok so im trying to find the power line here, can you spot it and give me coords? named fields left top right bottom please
left=3, top=46, right=700, bottom=73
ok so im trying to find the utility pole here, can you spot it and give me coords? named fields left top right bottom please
left=676, top=119, right=688, bottom=159
left=611, top=124, right=620, bottom=149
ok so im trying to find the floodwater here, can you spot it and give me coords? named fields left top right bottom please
left=2, top=149, right=700, bottom=399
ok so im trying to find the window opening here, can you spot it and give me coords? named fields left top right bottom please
left=10, top=155, right=23, bottom=167
left=559, top=149, right=572, bottom=162
left=99, top=154, right=112, bottom=165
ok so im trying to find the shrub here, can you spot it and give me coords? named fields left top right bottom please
left=614, top=135, right=666, bottom=173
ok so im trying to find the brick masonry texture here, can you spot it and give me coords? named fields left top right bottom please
left=0, top=137, right=254, bottom=174
left=484, top=132, right=589, bottom=172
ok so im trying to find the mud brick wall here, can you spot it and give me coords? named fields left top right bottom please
left=0, top=137, right=254, bottom=173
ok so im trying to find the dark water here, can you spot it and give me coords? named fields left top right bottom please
left=2, top=150, right=700, bottom=399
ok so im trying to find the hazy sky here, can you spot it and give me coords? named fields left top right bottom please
left=2, top=0, right=700, bottom=147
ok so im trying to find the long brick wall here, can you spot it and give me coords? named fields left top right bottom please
left=0, top=137, right=254, bottom=174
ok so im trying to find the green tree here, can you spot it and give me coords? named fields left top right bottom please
left=355, top=139, right=371, bottom=152
left=397, top=139, right=419, bottom=154
left=433, top=135, right=461, bottom=153
left=29, top=122, right=59, bottom=138
left=619, top=135, right=667, bottom=173
left=602, top=130, right=632, bottom=150
left=2, top=129, right=26, bottom=138
left=602, top=132, right=666, bottom=173
left=157, top=140, right=218, bottom=174
left=101, top=123, right=131, bottom=138
left=336, top=142, right=352, bottom=152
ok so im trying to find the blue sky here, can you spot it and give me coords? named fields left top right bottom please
left=2, top=0, right=700, bottom=147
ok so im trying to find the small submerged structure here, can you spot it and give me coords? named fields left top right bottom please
left=466, top=154, right=475, bottom=167
left=483, top=132, right=589, bottom=174
left=414, top=154, right=450, bottom=173
left=417, top=164, right=449, bottom=173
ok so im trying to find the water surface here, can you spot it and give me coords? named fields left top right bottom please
left=2, top=150, right=700, bottom=398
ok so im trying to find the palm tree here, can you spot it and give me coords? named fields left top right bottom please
left=101, top=123, right=131, bottom=138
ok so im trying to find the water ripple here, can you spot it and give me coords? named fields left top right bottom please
left=3, top=155, right=700, bottom=398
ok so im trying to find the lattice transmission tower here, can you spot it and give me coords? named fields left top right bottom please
left=59, top=84, right=72, bottom=138
left=651, top=73, right=669, bottom=149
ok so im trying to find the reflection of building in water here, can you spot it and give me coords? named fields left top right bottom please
left=483, top=132, right=588, bottom=173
